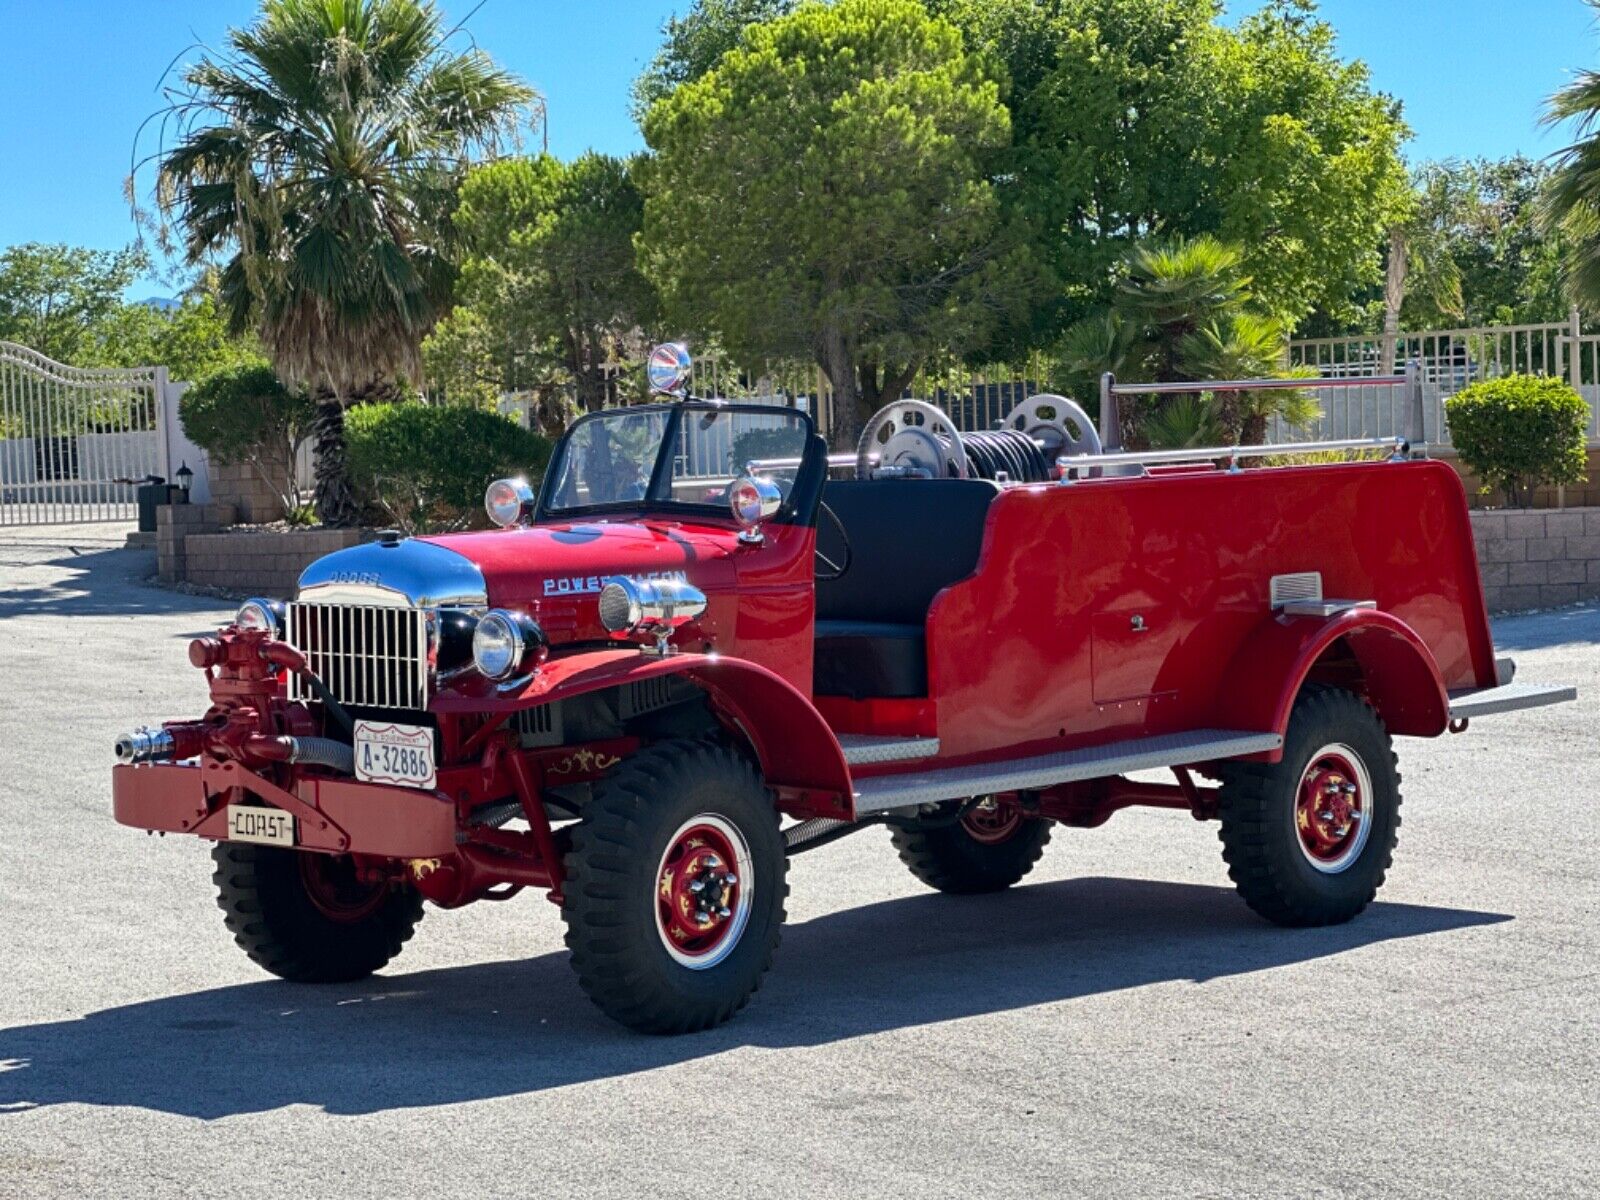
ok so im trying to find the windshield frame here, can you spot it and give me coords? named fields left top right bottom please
left=534, top=401, right=822, bottom=524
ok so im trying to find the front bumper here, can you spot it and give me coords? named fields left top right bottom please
left=112, top=760, right=460, bottom=859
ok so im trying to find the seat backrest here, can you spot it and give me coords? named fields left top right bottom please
left=816, top=478, right=1000, bottom=624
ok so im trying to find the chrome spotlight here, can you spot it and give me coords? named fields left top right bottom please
left=597, top=577, right=708, bottom=654
left=484, top=478, right=536, bottom=528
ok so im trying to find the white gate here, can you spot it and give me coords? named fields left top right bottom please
left=0, top=342, right=168, bottom=524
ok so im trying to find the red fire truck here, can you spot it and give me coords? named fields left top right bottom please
left=112, top=344, right=1574, bottom=1033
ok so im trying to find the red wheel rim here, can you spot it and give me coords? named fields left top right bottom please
left=1294, top=745, right=1372, bottom=874
left=299, top=853, right=389, bottom=923
left=962, top=798, right=1024, bottom=845
left=655, top=815, right=753, bottom=969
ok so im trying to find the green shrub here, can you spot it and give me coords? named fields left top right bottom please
left=1444, top=375, right=1589, bottom=507
left=179, top=362, right=316, bottom=518
left=346, top=402, right=552, bottom=533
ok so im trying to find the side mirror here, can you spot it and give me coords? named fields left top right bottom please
left=729, top=475, right=782, bottom=545
left=647, top=341, right=693, bottom=397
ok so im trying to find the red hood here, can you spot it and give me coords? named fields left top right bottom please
left=421, top=519, right=739, bottom=642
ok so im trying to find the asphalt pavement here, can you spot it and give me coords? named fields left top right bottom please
left=0, top=524, right=1595, bottom=1199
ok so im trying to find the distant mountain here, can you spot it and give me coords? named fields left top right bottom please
left=135, top=296, right=180, bottom=313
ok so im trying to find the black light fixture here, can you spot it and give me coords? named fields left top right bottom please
left=175, top=461, right=193, bottom=503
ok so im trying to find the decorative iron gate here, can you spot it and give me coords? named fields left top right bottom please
left=0, top=341, right=168, bottom=524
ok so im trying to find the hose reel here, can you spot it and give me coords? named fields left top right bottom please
left=855, top=393, right=1102, bottom=483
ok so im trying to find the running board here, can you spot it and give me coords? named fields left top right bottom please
left=1447, top=682, right=1576, bottom=720
left=837, top=734, right=941, bottom=767
left=852, top=729, right=1282, bottom=816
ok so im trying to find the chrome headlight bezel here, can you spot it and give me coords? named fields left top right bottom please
left=235, top=597, right=286, bottom=638
left=471, top=608, right=546, bottom=680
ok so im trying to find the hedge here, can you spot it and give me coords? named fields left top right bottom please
left=346, top=402, right=552, bottom=533
left=1444, top=375, right=1588, bottom=508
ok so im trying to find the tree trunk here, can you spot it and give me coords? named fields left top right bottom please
left=817, top=326, right=867, bottom=449
left=311, top=393, right=358, bottom=528
left=1380, top=226, right=1408, bottom=376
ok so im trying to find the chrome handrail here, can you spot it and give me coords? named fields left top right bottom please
left=1057, top=436, right=1413, bottom=480
left=1099, top=363, right=1426, bottom=453
left=1107, top=373, right=1407, bottom=396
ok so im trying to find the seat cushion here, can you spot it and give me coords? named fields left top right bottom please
left=814, top=620, right=926, bottom=700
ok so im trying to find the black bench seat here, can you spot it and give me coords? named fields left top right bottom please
left=813, top=479, right=998, bottom=699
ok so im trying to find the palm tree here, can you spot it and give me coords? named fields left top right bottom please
left=1179, top=312, right=1318, bottom=444
left=149, top=0, right=534, bottom=524
left=1543, top=12, right=1600, bottom=309
left=1059, top=235, right=1313, bottom=447
left=1379, top=166, right=1465, bottom=374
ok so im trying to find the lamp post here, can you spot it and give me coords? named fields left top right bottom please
left=175, top=462, right=193, bottom=505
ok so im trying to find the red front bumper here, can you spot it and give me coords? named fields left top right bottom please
left=112, top=761, right=460, bottom=859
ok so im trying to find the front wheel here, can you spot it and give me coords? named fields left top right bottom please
left=561, top=740, right=788, bottom=1034
left=212, top=843, right=424, bottom=982
left=1216, top=685, right=1402, bottom=927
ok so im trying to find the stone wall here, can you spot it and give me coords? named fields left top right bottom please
left=156, top=503, right=365, bottom=596
left=208, top=460, right=290, bottom=525
left=1470, top=506, right=1600, bottom=612
left=183, top=528, right=364, bottom=595
left=1446, top=446, right=1600, bottom=510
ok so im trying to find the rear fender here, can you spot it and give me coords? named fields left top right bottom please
left=1215, top=608, right=1450, bottom=747
left=434, top=650, right=853, bottom=819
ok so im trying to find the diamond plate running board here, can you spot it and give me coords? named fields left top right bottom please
left=852, top=729, right=1283, bottom=815
left=837, top=734, right=941, bottom=767
left=1446, top=682, right=1576, bottom=719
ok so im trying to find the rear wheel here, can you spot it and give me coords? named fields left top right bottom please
left=561, top=740, right=787, bottom=1034
left=211, top=843, right=423, bottom=982
left=1216, top=685, right=1401, bottom=927
left=890, top=797, right=1052, bottom=895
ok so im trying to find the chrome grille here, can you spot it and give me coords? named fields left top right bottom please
left=285, top=602, right=429, bottom=709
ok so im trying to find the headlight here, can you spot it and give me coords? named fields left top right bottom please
left=485, top=478, right=535, bottom=528
left=472, top=609, right=546, bottom=680
left=597, top=577, right=708, bottom=648
left=235, top=597, right=285, bottom=637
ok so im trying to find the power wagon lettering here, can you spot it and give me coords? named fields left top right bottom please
left=542, top=570, right=688, bottom=597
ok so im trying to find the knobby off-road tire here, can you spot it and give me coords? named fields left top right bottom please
left=562, top=740, right=788, bottom=1035
left=1216, top=685, right=1402, bottom=927
left=212, top=843, right=424, bottom=983
left=890, top=801, right=1052, bottom=895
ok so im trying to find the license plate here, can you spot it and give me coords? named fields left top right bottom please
left=354, top=720, right=437, bottom=789
left=227, top=805, right=295, bottom=847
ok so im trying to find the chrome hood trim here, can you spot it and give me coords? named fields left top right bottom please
left=296, top=538, right=489, bottom=609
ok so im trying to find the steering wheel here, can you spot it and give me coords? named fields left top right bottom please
left=815, top=500, right=852, bottom=582
left=855, top=400, right=969, bottom=480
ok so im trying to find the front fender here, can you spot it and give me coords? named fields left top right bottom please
left=434, top=650, right=854, bottom=819
left=1214, top=608, right=1450, bottom=745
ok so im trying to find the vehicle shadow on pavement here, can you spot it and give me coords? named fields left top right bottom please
left=0, top=876, right=1507, bottom=1119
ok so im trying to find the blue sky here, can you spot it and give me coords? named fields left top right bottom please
left=0, top=0, right=1596, bottom=297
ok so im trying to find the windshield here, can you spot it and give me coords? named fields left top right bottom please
left=544, top=405, right=813, bottom=514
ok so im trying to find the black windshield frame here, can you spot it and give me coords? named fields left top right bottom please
left=533, top=401, right=826, bottom=526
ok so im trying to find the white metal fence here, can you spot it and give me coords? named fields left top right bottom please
left=0, top=342, right=171, bottom=525
left=1285, top=310, right=1595, bottom=447
left=497, top=313, right=1600, bottom=452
